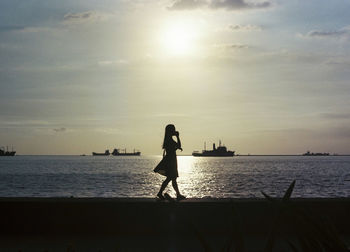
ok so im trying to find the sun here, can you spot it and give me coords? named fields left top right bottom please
left=160, top=21, right=198, bottom=56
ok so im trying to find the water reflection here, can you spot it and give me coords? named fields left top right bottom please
left=0, top=155, right=350, bottom=197
left=177, top=156, right=195, bottom=174
left=175, top=156, right=350, bottom=198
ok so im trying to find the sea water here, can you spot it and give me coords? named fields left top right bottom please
left=0, top=155, right=349, bottom=198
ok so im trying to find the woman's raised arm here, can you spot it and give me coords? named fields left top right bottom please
left=175, top=131, right=183, bottom=151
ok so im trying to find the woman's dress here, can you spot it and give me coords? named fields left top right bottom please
left=153, top=139, right=178, bottom=178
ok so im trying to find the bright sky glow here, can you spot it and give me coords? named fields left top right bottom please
left=1, top=0, right=350, bottom=155
left=159, top=20, right=199, bottom=56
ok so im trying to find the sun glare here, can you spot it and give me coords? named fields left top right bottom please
left=160, top=21, right=198, bottom=56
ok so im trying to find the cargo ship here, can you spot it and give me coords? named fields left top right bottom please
left=303, top=151, right=330, bottom=156
left=112, top=148, right=141, bottom=156
left=192, top=141, right=234, bottom=157
left=0, top=146, right=16, bottom=156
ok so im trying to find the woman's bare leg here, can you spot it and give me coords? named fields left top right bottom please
left=171, top=178, right=181, bottom=196
left=158, top=177, right=171, bottom=196
left=172, top=179, right=186, bottom=199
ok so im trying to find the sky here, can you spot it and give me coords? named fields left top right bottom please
left=1, top=0, right=350, bottom=155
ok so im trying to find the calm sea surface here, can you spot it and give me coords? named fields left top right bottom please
left=0, top=155, right=349, bottom=198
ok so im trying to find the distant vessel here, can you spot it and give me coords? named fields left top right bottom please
left=112, top=148, right=141, bottom=156
left=0, top=146, right=16, bottom=156
left=303, top=151, right=329, bottom=156
left=92, top=150, right=110, bottom=156
left=192, top=141, right=235, bottom=157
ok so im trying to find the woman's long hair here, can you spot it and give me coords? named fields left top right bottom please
left=162, top=124, right=175, bottom=149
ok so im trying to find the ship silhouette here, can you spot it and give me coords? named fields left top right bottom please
left=112, top=148, right=141, bottom=156
left=0, top=146, right=16, bottom=156
left=92, top=148, right=141, bottom=156
left=303, top=151, right=330, bottom=156
left=192, top=141, right=235, bottom=157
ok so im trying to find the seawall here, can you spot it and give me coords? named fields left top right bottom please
left=1, top=198, right=350, bottom=234
left=1, top=198, right=350, bottom=250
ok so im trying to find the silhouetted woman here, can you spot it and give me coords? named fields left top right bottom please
left=154, top=124, right=186, bottom=200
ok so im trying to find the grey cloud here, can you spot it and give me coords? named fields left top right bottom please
left=63, top=11, right=110, bottom=23
left=0, top=25, right=52, bottom=34
left=227, top=44, right=249, bottom=49
left=214, top=43, right=249, bottom=50
left=64, top=12, right=93, bottom=21
left=303, top=26, right=350, bottom=39
left=53, top=127, right=66, bottom=133
left=229, top=24, right=262, bottom=31
left=307, top=30, right=346, bottom=37
left=0, top=25, right=26, bottom=32
left=168, top=0, right=271, bottom=10
left=0, top=120, right=51, bottom=128
left=167, top=0, right=207, bottom=10
left=98, top=60, right=129, bottom=67
left=209, top=0, right=271, bottom=10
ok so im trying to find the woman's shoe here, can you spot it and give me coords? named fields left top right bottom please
left=157, top=192, right=165, bottom=200
left=177, top=194, right=186, bottom=201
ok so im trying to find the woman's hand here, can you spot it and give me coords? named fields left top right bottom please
left=174, top=131, right=179, bottom=137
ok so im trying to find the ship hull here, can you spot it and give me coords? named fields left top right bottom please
left=0, top=151, right=16, bottom=156
left=92, top=152, right=110, bottom=156
left=192, top=151, right=234, bottom=157
left=112, top=152, right=141, bottom=156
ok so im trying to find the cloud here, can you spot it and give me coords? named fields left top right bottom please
left=64, top=11, right=94, bottom=21
left=167, top=0, right=207, bottom=10
left=53, top=127, right=66, bottom=133
left=301, top=26, right=350, bottom=39
left=0, top=25, right=49, bottom=33
left=307, top=30, right=346, bottom=38
left=63, top=11, right=111, bottom=24
left=213, top=43, right=249, bottom=50
left=0, top=120, right=50, bottom=128
left=0, top=25, right=26, bottom=32
left=168, top=0, right=272, bottom=11
left=209, top=0, right=271, bottom=10
left=229, top=24, right=262, bottom=31
left=97, top=60, right=129, bottom=67
left=0, top=25, right=54, bottom=34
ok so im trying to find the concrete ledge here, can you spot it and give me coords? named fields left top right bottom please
left=1, top=198, right=350, bottom=236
